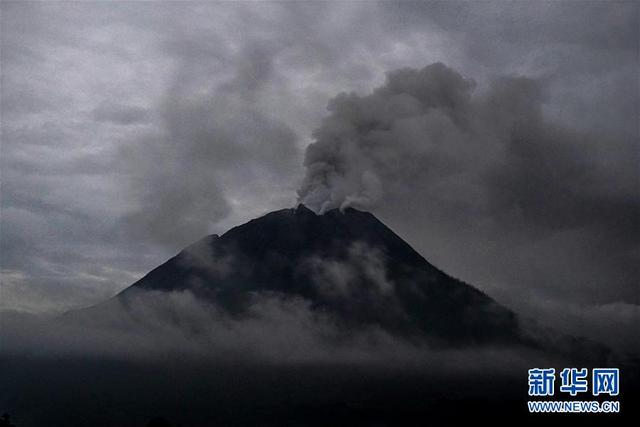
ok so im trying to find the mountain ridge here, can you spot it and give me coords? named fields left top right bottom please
left=112, top=204, right=523, bottom=346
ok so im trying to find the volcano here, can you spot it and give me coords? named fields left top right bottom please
left=115, top=204, right=522, bottom=346
left=9, top=205, right=626, bottom=427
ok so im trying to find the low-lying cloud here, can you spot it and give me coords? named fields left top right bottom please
left=303, top=242, right=395, bottom=299
left=1, top=287, right=557, bottom=373
left=0, top=288, right=560, bottom=426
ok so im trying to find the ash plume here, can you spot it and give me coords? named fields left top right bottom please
left=298, top=63, right=477, bottom=213
left=297, top=62, right=639, bottom=233
left=296, top=64, right=639, bottom=344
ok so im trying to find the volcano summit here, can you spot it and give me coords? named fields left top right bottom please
left=115, top=204, right=522, bottom=347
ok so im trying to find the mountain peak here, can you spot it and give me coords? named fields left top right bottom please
left=293, top=203, right=367, bottom=217
left=118, top=205, right=522, bottom=346
left=293, top=203, right=316, bottom=215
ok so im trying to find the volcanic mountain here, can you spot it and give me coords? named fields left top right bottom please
left=115, top=204, right=524, bottom=346
left=11, top=205, right=626, bottom=427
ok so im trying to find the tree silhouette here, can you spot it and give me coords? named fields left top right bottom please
left=0, top=414, right=15, bottom=427
left=146, top=417, right=173, bottom=427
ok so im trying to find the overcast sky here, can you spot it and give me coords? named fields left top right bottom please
left=1, top=0, right=638, bottom=348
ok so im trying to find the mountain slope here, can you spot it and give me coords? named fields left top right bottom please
left=117, top=205, right=521, bottom=346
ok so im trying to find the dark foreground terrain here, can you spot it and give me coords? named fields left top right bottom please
left=3, top=356, right=638, bottom=426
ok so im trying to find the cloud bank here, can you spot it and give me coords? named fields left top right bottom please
left=1, top=287, right=556, bottom=373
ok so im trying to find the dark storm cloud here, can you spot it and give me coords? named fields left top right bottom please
left=119, top=38, right=300, bottom=246
left=381, top=0, right=640, bottom=137
left=92, top=103, right=149, bottom=125
left=382, top=0, right=638, bottom=50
